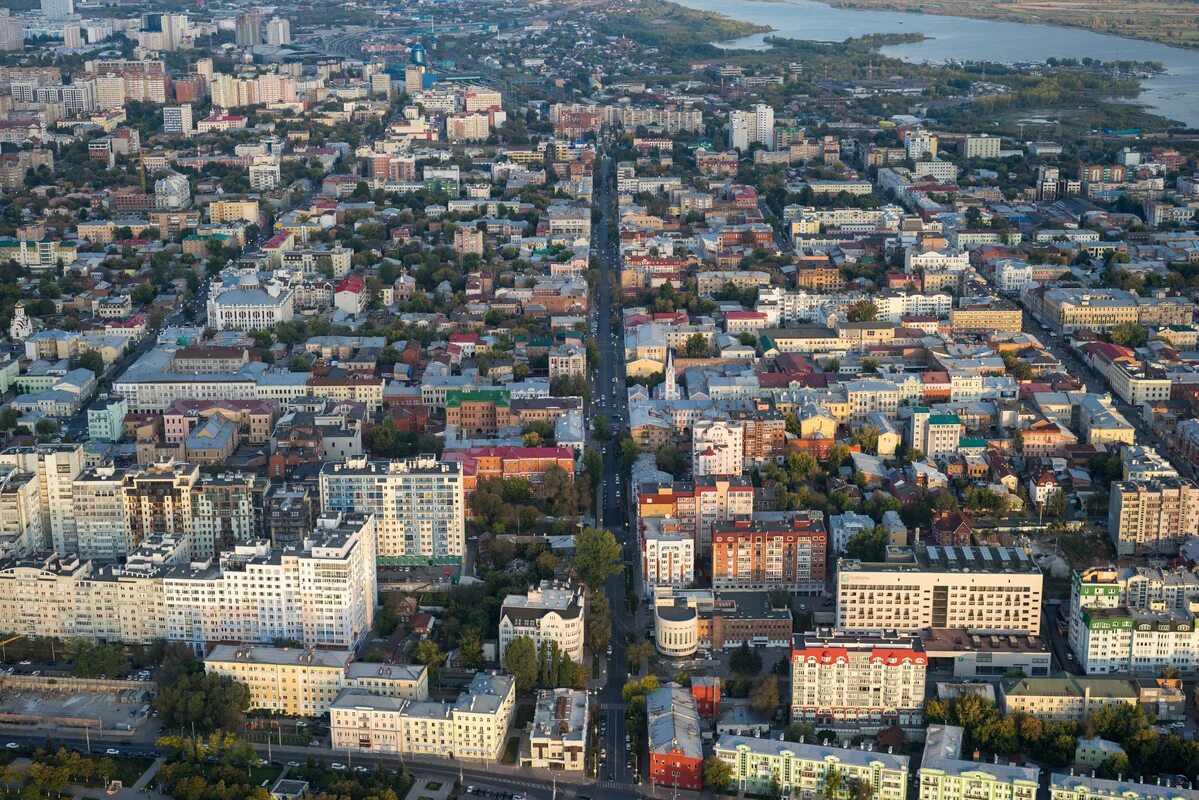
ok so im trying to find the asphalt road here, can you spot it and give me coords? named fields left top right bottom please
left=589, top=143, right=643, bottom=795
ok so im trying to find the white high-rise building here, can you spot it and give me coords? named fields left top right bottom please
left=728, top=103, right=774, bottom=152
left=0, top=467, right=43, bottom=560
left=163, top=104, right=193, bottom=137
left=692, top=419, right=744, bottom=478
left=72, top=466, right=129, bottom=561
left=319, top=456, right=465, bottom=565
left=265, top=17, right=290, bottom=46
left=0, top=11, right=23, bottom=51
left=163, top=513, right=377, bottom=651
left=41, top=0, right=74, bottom=20
left=0, top=445, right=83, bottom=555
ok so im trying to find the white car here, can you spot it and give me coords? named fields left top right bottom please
left=5, top=743, right=18, bottom=750
left=331, top=763, right=346, bottom=771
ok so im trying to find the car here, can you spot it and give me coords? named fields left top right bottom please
left=600, top=748, right=607, bottom=758
left=330, top=763, right=346, bottom=771
left=105, top=749, right=120, bottom=756
left=466, top=787, right=476, bottom=795
left=18, top=661, right=30, bottom=666
left=609, top=773, right=616, bottom=781
left=5, top=743, right=17, bottom=750
left=354, top=766, right=369, bottom=773
left=30, top=671, right=39, bottom=677
left=1066, top=653, right=1074, bottom=660
left=606, top=645, right=612, bottom=656
left=287, top=761, right=301, bottom=768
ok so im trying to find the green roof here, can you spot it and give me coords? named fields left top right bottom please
left=960, top=438, right=986, bottom=448
left=928, top=414, right=961, bottom=425
left=445, top=389, right=509, bottom=408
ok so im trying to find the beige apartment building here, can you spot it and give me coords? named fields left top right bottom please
left=1001, top=676, right=1136, bottom=722
left=836, top=545, right=1044, bottom=635
left=950, top=299, right=1023, bottom=333
left=329, top=672, right=515, bottom=761
left=1108, top=478, right=1199, bottom=556
left=204, top=645, right=427, bottom=716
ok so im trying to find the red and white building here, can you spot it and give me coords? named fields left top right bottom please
left=790, top=629, right=927, bottom=731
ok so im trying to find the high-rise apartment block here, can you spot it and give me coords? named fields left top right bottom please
left=1108, top=478, right=1199, bottom=556
left=319, top=455, right=465, bottom=565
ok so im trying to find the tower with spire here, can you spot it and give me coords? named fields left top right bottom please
left=659, top=348, right=680, bottom=401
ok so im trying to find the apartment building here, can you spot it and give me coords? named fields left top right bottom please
left=711, top=513, right=827, bottom=594
left=714, top=736, right=910, bottom=800
left=1050, top=773, right=1199, bottom=800
left=122, top=460, right=199, bottom=550
left=638, top=477, right=755, bottom=555
left=523, top=689, right=588, bottom=771
left=1108, top=478, right=1199, bottom=556
left=790, top=629, right=927, bottom=730
left=163, top=513, right=376, bottom=651
left=920, top=725, right=1040, bottom=800
left=319, top=456, right=465, bottom=565
left=329, top=672, right=516, bottom=761
left=0, top=444, right=83, bottom=556
left=72, top=466, right=129, bottom=561
left=836, top=545, right=1043, bottom=635
left=950, top=298, right=1023, bottom=334
left=204, top=646, right=427, bottom=716
left=498, top=579, right=585, bottom=664
left=642, top=519, right=695, bottom=588
left=692, top=419, right=745, bottom=478
left=0, top=468, right=41, bottom=560
left=1000, top=676, right=1136, bottom=722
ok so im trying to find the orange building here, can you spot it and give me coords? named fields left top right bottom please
left=711, top=513, right=827, bottom=594
left=445, top=445, right=575, bottom=493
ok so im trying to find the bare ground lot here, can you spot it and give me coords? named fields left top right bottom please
left=0, top=686, right=151, bottom=731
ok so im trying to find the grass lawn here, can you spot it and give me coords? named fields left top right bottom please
left=249, top=765, right=281, bottom=786
left=244, top=731, right=308, bottom=747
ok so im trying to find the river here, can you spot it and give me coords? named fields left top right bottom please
left=675, top=0, right=1199, bottom=128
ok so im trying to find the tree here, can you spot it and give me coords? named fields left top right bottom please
left=34, top=418, right=58, bottom=436
left=850, top=425, right=880, bottom=454
left=68, top=640, right=127, bottom=679
left=0, top=407, right=17, bottom=431
left=154, top=672, right=250, bottom=733
left=703, top=757, right=734, bottom=792
left=592, top=415, right=612, bottom=441
left=573, top=527, right=623, bottom=589
left=845, top=526, right=888, bottom=561
left=413, top=639, right=446, bottom=677
left=459, top=627, right=485, bottom=670
left=503, top=635, right=538, bottom=692
left=730, top=642, right=762, bottom=676
left=70, top=351, right=105, bottom=376
left=846, top=299, right=878, bottom=322
left=586, top=591, right=612, bottom=654
left=750, top=674, right=780, bottom=716
left=655, top=443, right=686, bottom=477
left=1111, top=322, right=1148, bottom=348
left=683, top=333, right=710, bottom=358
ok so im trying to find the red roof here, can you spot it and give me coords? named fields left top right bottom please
left=336, top=276, right=366, bottom=294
